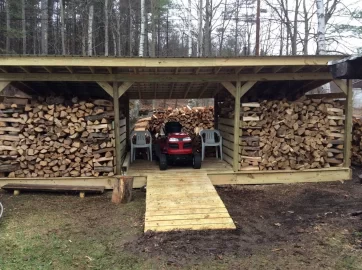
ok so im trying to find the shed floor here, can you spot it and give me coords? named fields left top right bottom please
left=144, top=170, right=236, bottom=232
left=128, top=157, right=233, bottom=175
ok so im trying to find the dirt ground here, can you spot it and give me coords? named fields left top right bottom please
left=1, top=170, right=362, bottom=269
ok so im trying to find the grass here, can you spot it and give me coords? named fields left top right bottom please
left=1, top=190, right=362, bottom=269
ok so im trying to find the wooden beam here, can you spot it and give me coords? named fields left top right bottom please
left=118, top=82, right=134, bottom=97
left=233, top=81, right=241, bottom=172
left=198, top=83, right=210, bottom=98
left=195, top=67, right=201, bottom=74
left=273, top=66, right=284, bottom=73
left=240, top=81, right=257, bottom=98
left=113, top=82, right=122, bottom=175
left=0, top=56, right=343, bottom=67
left=97, top=82, right=113, bottom=97
left=43, top=66, right=52, bottom=73
left=235, top=67, right=244, bottom=74
left=65, top=66, right=73, bottom=73
left=221, top=82, right=236, bottom=97
left=292, top=66, right=304, bottom=73
left=175, top=67, right=179, bottom=74
left=183, top=83, right=193, bottom=99
left=333, top=79, right=347, bottom=95
left=0, top=67, right=8, bottom=73
left=344, top=80, right=353, bottom=167
left=306, top=92, right=346, bottom=99
left=89, top=67, right=95, bottom=74
left=214, top=67, right=222, bottom=74
left=107, top=67, right=113, bottom=74
left=19, top=66, right=30, bottom=73
left=0, top=73, right=334, bottom=82
left=254, top=66, right=263, bottom=74
left=125, top=94, right=130, bottom=150
left=208, top=167, right=351, bottom=185
left=0, top=81, right=11, bottom=93
left=169, top=83, right=175, bottom=98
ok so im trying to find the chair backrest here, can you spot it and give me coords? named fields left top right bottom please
left=130, top=131, right=151, bottom=145
left=200, top=129, right=221, bottom=144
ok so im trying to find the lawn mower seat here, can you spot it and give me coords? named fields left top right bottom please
left=164, top=122, right=182, bottom=135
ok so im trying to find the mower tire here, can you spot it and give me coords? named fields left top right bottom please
left=159, top=154, right=168, bottom=170
left=193, top=153, right=202, bottom=169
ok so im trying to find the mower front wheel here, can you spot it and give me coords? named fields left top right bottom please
left=193, top=153, right=202, bottom=169
left=159, top=154, right=168, bottom=170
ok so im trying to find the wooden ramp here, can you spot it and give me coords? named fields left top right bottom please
left=145, top=171, right=236, bottom=232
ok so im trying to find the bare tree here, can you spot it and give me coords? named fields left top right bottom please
left=139, top=0, right=146, bottom=56
left=316, top=0, right=327, bottom=54
left=60, top=0, right=66, bottom=55
left=41, top=0, right=48, bottom=55
left=105, top=0, right=109, bottom=56
left=22, top=0, right=26, bottom=54
left=198, top=0, right=203, bottom=56
left=88, top=2, right=94, bottom=56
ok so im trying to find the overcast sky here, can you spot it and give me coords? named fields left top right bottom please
left=175, top=0, right=362, bottom=55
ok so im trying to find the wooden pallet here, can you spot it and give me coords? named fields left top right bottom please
left=145, top=171, right=236, bottom=232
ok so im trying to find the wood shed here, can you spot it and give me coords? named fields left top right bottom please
left=0, top=55, right=353, bottom=190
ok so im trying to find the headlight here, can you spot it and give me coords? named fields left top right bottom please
left=168, top=138, right=179, bottom=142
left=183, top=137, right=192, bottom=142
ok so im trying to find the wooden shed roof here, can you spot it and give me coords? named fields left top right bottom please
left=0, top=55, right=345, bottom=100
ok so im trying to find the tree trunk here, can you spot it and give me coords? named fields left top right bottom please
left=41, top=0, right=48, bottom=55
left=198, top=0, right=203, bottom=56
left=22, top=0, right=26, bottom=54
left=60, top=0, right=66, bottom=55
left=88, top=3, right=94, bottom=56
left=204, top=0, right=210, bottom=56
left=128, top=0, right=132, bottom=56
left=6, top=0, right=10, bottom=53
left=188, top=0, right=192, bottom=56
left=104, top=0, right=109, bottom=56
left=150, top=0, right=156, bottom=57
left=291, top=0, right=300, bottom=55
left=303, top=0, right=309, bottom=55
left=316, top=0, right=326, bottom=54
left=139, top=0, right=146, bottom=56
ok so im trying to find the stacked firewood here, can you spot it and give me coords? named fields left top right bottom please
left=326, top=107, right=345, bottom=166
left=259, top=98, right=344, bottom=170
left=0, top=101, right=28, bottom=174
left=9, top=98, right=116, bottom=178
left=352, top=118, right=362, bottom=165
left=148, top=107, right=214, bottom=136
left=240, top=103, right=262, bottom=171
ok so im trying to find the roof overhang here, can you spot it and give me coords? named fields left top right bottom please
left=0, top=55, right=345, bottom=100
left=328, top=54, right=362, bottom=79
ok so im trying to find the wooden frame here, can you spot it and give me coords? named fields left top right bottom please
left=0, top=56, right=343, bottom=68
left=0, top=81, right=10, bottom=92
left=0, top=73, right=333, bottom=82
left=344, top=80, right=353, bottom=167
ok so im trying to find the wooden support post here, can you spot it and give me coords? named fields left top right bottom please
left=233, top=81, right=241, bottom=172
left=344, top=79, right=353, bottom=168
left=214, top=94, right=219, bottom=130
left=80, top=192, right=85, bottom=198
left=0, top=81, right=10, bottom=93
left=125, top=94, right=130, bottom=149
left=113, top=82, right=122, bottom=175
left=112, top=176, right=134, bottom=204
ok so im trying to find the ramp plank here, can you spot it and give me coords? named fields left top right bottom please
left=145, top=171, right=235, bottom=232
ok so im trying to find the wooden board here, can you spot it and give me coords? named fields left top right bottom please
left=144, top=171, right=235, bottom=232
left=2, top=184, right=105, bottom=193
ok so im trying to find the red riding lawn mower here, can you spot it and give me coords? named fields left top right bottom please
left=155, top=122, right=202, bottom=170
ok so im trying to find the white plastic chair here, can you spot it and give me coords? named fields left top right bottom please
left=199, top=130, right=223, bottom=161
left=130, top=131, right=152, bottom=163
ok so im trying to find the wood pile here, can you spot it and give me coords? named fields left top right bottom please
left=352, top=118, right=362, bottom=165
left=0, top=98, right=29, bottom=174
left=240, top=103, right=261, bottom=171
left=259, top=98, right=344, bottom=170
left=148, top=107, right=214, bottom=137
left=4, top=98, right=117, bottom=178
